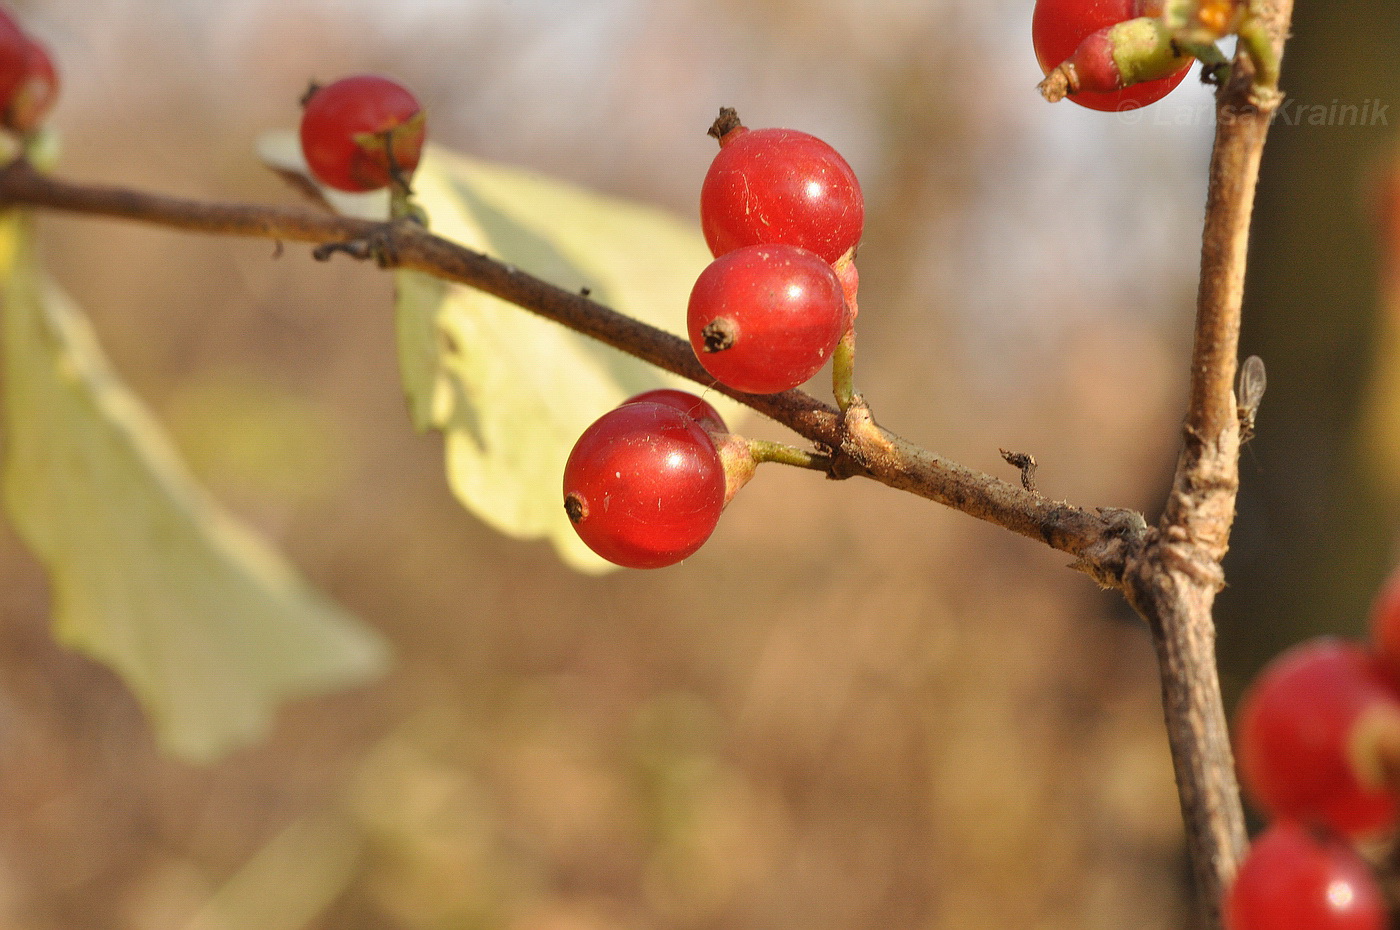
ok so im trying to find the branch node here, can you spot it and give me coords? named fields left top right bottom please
left=310, top=222, right=404, bottom=268
left=1068, top=507, right=1149, bottom=590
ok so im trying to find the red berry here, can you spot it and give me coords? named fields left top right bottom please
left=563, top=402, right=726, bottom=569
left=0, top=13, right=28, bottom=116
left=1225, top=822, right=1385, bottom=930
left=623, top=389, right=727, bottom=434
left=0, top=9, right=57, bottom=134
left=701, top=125, right=863, bottom=265
left=1368, top=565, right=1400, bottom=679
left=299, top=75, right=425, bottom=193
left=1032, top=0, right=1191, bottom=111
left=1235, top=638, right=1400, bottom=837
left=688, top=244, right=849, bottom=395
left=6, top=37, right=57, bottom=134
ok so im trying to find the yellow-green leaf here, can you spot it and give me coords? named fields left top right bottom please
left=187, top=812, right=362, bottom=930
left=402, top=150, right=743, bottom=573
left=0, top=216, right=388, bottom=762
left=258, top=132, right=744, bottom=573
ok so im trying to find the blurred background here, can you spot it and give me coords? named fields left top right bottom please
left=0, top=1, right=1397, bottom=927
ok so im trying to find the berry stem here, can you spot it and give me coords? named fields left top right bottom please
left=382, top=128, right=415, bottom=198
left=389, top=186, right=428, bottom=227
left=1237, top=13, right=1281, bottom=91
left=833, top=327, right=857, bottom=411
left=745, top=438, right=831, bottom=471
left=1179, top=40, right=1232, bottom=86
left=832, top=252, right=860, bottom=411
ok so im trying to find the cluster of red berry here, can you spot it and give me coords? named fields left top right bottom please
left=1224, top=576, right=1400, bottom=928
left=1032, top=0, right=1193, bottom=111
left=298, top=75, right=426, bottom=194
left=563, top=111, right=865, bottom=569
left=0, top=8, right=57, bottom=136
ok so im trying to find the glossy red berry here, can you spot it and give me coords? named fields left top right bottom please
left=5, top=36, right=57, bottom=134
left=299, top=75, right=425, bottom=193
left=1032, top=0, right=1191, bottom=112
left=688, top=244, right=849, bottom=395
left=701, top=122, right=863, bottom=265
left=1368, top=565, right=1400, bottom=679
left=0, top=12, right=28, bottom=114
left=0, top=9, right=57, bottom=134
left=1235, top=638, right=1400, bottom=837
left=1225, top=822, right=1385, bottom=930
left=623, top=389, right=727, bottom=434
left=563, top=402, right=726, bottom=569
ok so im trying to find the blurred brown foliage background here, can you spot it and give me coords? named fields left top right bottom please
left=0, top=1, right=1397, bottom=928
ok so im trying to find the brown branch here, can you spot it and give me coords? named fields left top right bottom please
left=0, top=158, right=1136, bottom=578
left=1120, top=2, right=1294, bottom=924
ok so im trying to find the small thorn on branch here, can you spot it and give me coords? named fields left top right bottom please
left=1000, top=449, right=1039, bottom=493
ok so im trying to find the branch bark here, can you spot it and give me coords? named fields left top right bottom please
left=1119, top=2, right=1295, bottom=923
left=0, top=158, right=1138, bottom=577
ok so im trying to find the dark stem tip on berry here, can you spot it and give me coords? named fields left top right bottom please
left=563, top=492, right=587, bottom=524
left=299, top=80, right=322, bottom=109
left=707, top=107, right=744, bottom=143
left=700, top=318, right=737, bottom=353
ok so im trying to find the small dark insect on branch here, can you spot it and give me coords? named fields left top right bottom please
left=1237, top=354, right=1266, bottom=444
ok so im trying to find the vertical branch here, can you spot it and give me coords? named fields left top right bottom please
left=1123, top=2, right=1295, bottom=924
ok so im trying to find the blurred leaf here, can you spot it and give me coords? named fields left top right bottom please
left=185, top=812, right=361, bottom=930
left=259, top=132, right=742, bottom=573
left=163, top=367, right=350, bottom=507
left=0, top=215, right=388, bottom=762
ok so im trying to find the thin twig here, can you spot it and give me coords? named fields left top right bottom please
left=0, top=158, right=1137, bottom=579
left=1120, top=2, right=1294, bottom=923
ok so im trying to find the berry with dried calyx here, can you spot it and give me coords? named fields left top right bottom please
left=299, top=74, right=426, bottom=193
left=5, top=35, right=57, bottom=134
left=0, top=8, right=58, bottom=134
left=687, top=243, right=849, bottom=395
left=701, top=109, right=863, bottom=265
left=1033, top=0, right=1192, bottom=111
left=1235, top=638, right=1400, bottom=837
left=563, top=402, right=727, bottom=569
